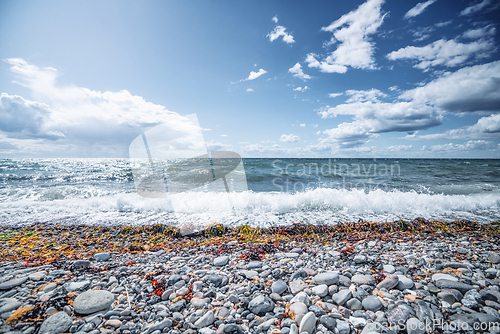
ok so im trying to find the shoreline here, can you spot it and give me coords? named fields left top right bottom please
left=1, top=220, right=500, bottom=334
left=1, top=219, right=499, bottom=264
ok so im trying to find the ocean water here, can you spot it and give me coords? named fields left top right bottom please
left=0, top=158, right=499, bottom=227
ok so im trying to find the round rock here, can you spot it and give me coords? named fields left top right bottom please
left=271, top=280, right=288, bottom=295
left=39, top=311, right=72, bottom=334
left=299, top=311, right=316, bottom=334
left=73, top=290, right=114, bottom=315
left=362, top=296, right=382, bottom=311
left=313, top=272, right=339, bottom=286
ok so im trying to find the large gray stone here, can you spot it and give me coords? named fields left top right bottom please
left=195, top=310, right=214, bottom=328
left=299, top=311, right=316, bottom=334
left=312, top=284, right=328, bottom=297
left=290, top=302, right=308, bottom=315
left=362, top=296, right=382, bottom=311
left=351, top=274, right=375, bottom=286
left=406, top=318, right=425, bottom=334
left=488, top=252, right=500, bottom=264
left=431, top=274, right=457, bottom=282
left=248, top=295, right=275, bottom=315
left=39, top=311, right=72, bottom=334
left=93, top=252, right=110, bottom=261
left=271, top=280, right=288, bottom=295
left=434, top=279, right=474, bottom=294
left=313, top=272, right=339, bottom=285
left=387, top=305, right=411, bottom=324
left=0, top=298, right=21, bottom=314
left=397, top=275, right=413, bottom=290
left=0, top=277, right=28, bottom=290
left=214, top=256, right=229, bottom=267
left=332, top=290, right=352, bottom=306
left=73, top=290, right=114, bottom=315
left=289, top=279, right=308, bottom=294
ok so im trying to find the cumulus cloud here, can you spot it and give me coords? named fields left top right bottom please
left=280, top=134, right=300, bottom=142
left=267, top=26, right=295, bottom=44
left=293, top=86, right=309, bottom=92
left=408, top=113, right=500, bottom=140
left=462, top=25, right=496, bottom=39
left=387, top=38, right=494, bottom=71
left=328, top=93, right=343, bottom=98
left=246, top=88, right=254, bottom=92
left=1, top=58, right=199, bottom=157
left=460, top=0, right=493, bottom=16
left=300, top=124, right=306, bottom=127
left=0, top=93, right=63, bottom=140
left=288, top=63, right=311, bottom=80
left=400, top=60, right=500, bottom=113
left=423, top=140, right=497, bottom=152
left=404, top=0, right=438, bottom=19
left=246, top=69, right=267, bottom=80
left=272, top=16, right=278, bottom=23
left=306, top=0, right=386, bottom=73
left=345, top=89, right=387, bottom=102
left=319, top=88, right=442, bottom=147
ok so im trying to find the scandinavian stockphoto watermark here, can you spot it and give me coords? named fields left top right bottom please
left=128, top=114, right=248, bottom=234
left=271, top=158, right=401, bottom=192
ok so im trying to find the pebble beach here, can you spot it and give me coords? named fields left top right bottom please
left=1, top=219, right=500, bottom=334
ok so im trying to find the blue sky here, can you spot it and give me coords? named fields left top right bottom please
left=0, top=0, right=499, bottom=158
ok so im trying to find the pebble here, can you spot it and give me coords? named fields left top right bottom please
left=313, top=272, right=339, bottom=285
left=73, top=290, right=114, bottom=315
left=298, top=312, right=316, bottom=334
left=39, top=311, right=72, bottom=334
left=271, top=280, right=288, bottom=294
left=0, top=276, right=28, bottom=290
left=214, top=256, right=229, bottom=267
left=93, top=252, right=110, bottom=261
left=362, top=295, right=382, bottom=311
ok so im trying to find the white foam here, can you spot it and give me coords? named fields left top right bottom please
left=0, top=187, right=499, bottom=226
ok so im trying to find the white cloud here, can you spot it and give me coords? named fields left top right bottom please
left=293, top=86, right=309, bottom=92
left=423, top=140, right=497, bottom=152
left=307, top=0, right=386, bottom=73
left=0, top=93, right=63, bottom=140
left=206, top=140, right=233, bottom=152
left=272, top=15, right=278, bottom=23
left=404, top=0, right=438, bottom=19
left=435, top=20, right=452, bottom=27
left=388, top=85, right=399, bottom=91
left=1, top=58, right=199, bottom=157
left=460, top=0, right=492, bottom=16
left=288, top=63, right=311, bottom=80
left=267, top=25, right=295, bottom=44
left=388, top=144, right=413, bottom=151
left=328, top=92, right=343, bottom=98
left=345, top=88, right=387, bottom=103
left=319, top=100, right=442, bottom=147
left=246, top=88, right=254, bottom=92
left=408, top=113, right=500, bottom=140
left=387, top=38, right=494, bottom=71
left=246, top=68, right=267, bottom=80
left=400, top=60, right=500, bottom=113
left=280, top=134, right=300, bottom=142
left=220, top=134, right=228, bottom=137
left=462, top=25, right=496, bottom=39
left=300, top=124, right=306, bottom=127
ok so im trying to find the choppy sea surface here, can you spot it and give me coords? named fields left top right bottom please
left=1, top=158, right=499, bottom=227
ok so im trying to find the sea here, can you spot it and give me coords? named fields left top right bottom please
left=0, top=158, right=499, bottom=227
